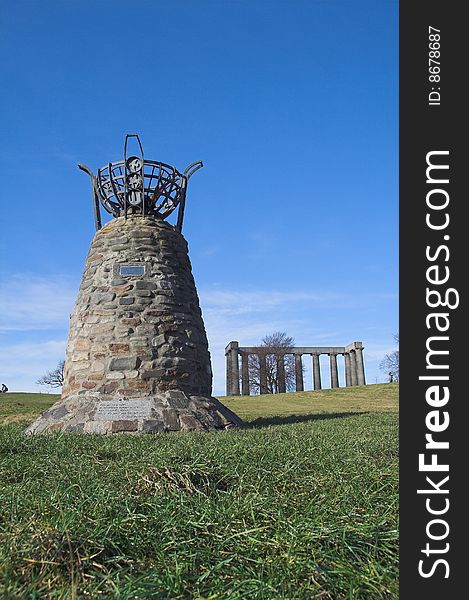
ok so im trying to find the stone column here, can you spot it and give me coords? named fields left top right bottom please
left=295, top=354, right=304, bottom=392
left=312, top=354, right=322, bottom=390
left=241, top=352, right=250, bottom=396
left=350, top=351, right=358, bottom=386
left=225, top=341, right=240, bottom=395
left=344, top=353, right=352, bottom=387
left=277, top=354, right=286, bottom=393
left=226, top=350, right=231, bottom=396
left=355, top=347, right=366, bottom=386
left=259, top=353, right=268, bottom=395
left=329, top=353, right=339, bottom=388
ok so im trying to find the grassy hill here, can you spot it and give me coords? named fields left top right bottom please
left=0, top=384, right=398, bottom=599
left=1, top=383, right=398, bottom=425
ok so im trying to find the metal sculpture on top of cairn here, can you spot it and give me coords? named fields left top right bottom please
left=27, top=135, right=244, bottom=434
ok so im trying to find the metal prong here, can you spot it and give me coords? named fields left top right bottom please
left=78, top=164, right=101, bottom=231
left=78, top=163, right=94, bottom=178
left=183, top=160, right=204, bottom=180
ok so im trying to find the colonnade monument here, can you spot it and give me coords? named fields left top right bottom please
left=26, top=135, right=244, bottom=434
left=225, top=341, right=366, bottom=396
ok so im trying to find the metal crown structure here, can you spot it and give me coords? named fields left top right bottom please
left=78, top=134, right=203, bottom=232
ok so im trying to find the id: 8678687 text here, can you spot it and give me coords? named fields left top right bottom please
left=428, top=26, right=441, bottom=106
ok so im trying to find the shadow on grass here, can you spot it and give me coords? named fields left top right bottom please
left=249, top=411, right=369, bottom=428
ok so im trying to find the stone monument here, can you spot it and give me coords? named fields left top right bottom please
left=26, top=135, right=244, bottom=434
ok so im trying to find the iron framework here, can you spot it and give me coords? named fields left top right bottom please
left=78, top=134, right=203, bottom=232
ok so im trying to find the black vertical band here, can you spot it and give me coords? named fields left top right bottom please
left=400, top=2, right=465, bottom=597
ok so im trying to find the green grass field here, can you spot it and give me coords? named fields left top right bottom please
left=0, top=384, right=398, bottom=599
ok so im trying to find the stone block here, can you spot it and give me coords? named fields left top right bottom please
left=44, top=404, right=69, bottom=420
left=115, top=327, right=134, bottom=336
left=106, top=371, right=125, bottom=379
left=110, top=356, right=139, bottom=371
left=75, top=339, right=91, bottom=351
left=131, top=228, right=155, bottom=238
left=121, top=318, right=141, bottom=326
left=141, top=420, right=164, bottom=433
left=122, top=305, right=144, bottom=312
left=71, top=351, right=90, bottom=362
left=95, top=322, right=115, bottom=333
left=125, top=370, right=139, bottom=379
left=82, top=381, right=97, bottom=389
left=72, top=361, right=91, bottom=371
left=151, top=334, right=166, bottom=347
left=100, top=381, right=119, bottom=394
left=109, top=343, right=130, bottom=354
left=141, top=368, right=166, bottom=379
left=112, top=284, right=134, bottom=294
left=162, top=409, right=180, bottom=431
left=88, top=372, right=105, bottom=381
left=155, top=289, right=175, bottom=297
left=156, top=356, right=189, bottom=369
left=111, top=277, right=127, bottom=286
left=129, top=340, right=150, bottom=351
left=84, top=421, right=110, bottom=434
left=93, top=292, right=116, bottom=305
left=125, top=380, right=148, bottom=390
left=134, top=245, right=155, bottom=252
left=135, top=324, right=157, bottom=335
left=145, top=311, right=167, bottom=320
left=179, top=414, right=204, bottom=432
left=131, top=236, right=153, bottom=244
left=108, top=236, right=129, bottom=246
left=135, top=281, right=156, bottom=290
left=167, top=390, right=189, bottom=408
left=67, top=423, right=85, bottom=432
left=154, top=295, right=174, bottom=305
left=111, top=420, right=138, bottom=432
left=48, top=423, right=64, bottom=432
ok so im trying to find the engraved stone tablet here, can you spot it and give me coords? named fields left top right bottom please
left=95, top=398, right=152, bottom=421
left=119, top=264, right=145, bottom=276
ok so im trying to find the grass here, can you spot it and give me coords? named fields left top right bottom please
left=224, top=383, right=399, bottom=423
left=0, top=393, right=60, bottom=425
left=0, top=384, right=398, bottom=599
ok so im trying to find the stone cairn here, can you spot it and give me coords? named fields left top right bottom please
left=26, top=136, right=244, bottom=434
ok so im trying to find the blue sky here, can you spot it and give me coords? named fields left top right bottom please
left=0, top=0, right=398, bottom=394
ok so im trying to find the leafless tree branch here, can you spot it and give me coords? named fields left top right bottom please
left=36, top=360, right=65, bottom=389
left=248, top=331, right=301, bottom=394
left=380, top=334, right=399, bottom=382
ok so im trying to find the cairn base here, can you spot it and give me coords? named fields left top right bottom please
left=25, top=391, right=245, bottom=435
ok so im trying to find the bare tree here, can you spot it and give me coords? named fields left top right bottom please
left=36, top=360, right=65, bottom=389
left=380, top=334, right=399, bottom=382
left=248, top=332, right=299, bottom=394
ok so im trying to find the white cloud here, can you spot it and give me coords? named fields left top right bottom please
left=0, top=275, right=77, bottom=333
left=0, top=275, right=395, bottom=393
left=0, top=339, right=67, bottom=392
left=200, top=289, right=324, bottom=314
left=363, top=344, right=397, bottom=362
left=199, top=287, right=350, bottom=394
left=0, top=274, right=73, bottom=391
left=199, top=287, right=397, bottom=394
